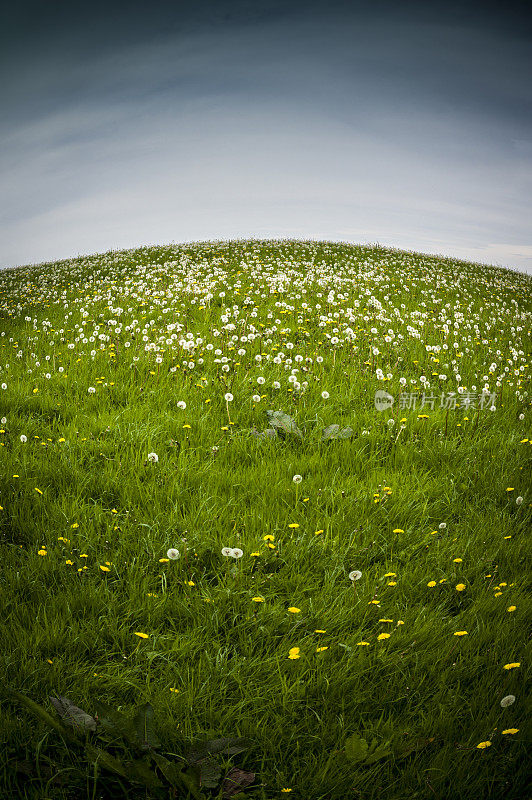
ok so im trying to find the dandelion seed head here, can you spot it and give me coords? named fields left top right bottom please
left=500, top=695, right=515, bottom=707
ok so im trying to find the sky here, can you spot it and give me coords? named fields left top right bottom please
left=1, top=0, right=532, bottom=274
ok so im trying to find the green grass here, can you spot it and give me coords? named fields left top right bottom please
left=0, top=238, right=530, bottom=799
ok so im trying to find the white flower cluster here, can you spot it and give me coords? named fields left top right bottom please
left=221, top=547, right=243, bottom=558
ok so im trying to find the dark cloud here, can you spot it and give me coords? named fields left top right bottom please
left=1, top=0, right=531, bottom=272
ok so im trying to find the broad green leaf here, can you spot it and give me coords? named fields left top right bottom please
left=321, top=423, right=340, bottom=440
left=265, top=410, right=303, bottom=439
left=186, top=737, right=253, bottom=764
left=49, top=695, right=97, bottom=733
left=198, top=755, right=222, bottom=788
left=321, top=424, right=354, bottom=441
left=151, top=752, right=188, bottom=790
left=92, top=700, right=137, bottom=746
left=132, top=702, right=161, bottom=750
left=251, top=426, right=278, bottom=439
left=123, top=757, right=165, bottom=789
left=364, top=739, right=392, bottom=764
left=344, top=733, right=369, bottom=762
left=85, top=743, right=130, bottom=779
left=152, top=753, right=206, bottom=798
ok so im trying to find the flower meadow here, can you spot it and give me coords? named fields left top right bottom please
left=0, top=239, right=530, bottom=799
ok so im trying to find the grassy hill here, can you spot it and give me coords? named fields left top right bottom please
left=0, top=239, right=530, bottom=799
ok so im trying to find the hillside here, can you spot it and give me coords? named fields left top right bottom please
left=0, top=239, right=530, bottom=800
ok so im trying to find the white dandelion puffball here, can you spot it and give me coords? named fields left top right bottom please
left=321, top=391, right=330, bottom=399
left=20, top=434, right=27, bottom=443
left=500, top=695, right=516, bottom=707
left=88, top=386, right=96, bottom=394
left=252, top=394, right=261, bottom=402
left=177, top=401, right=186, bottom=410
left=516, top=496, right=523, bottom=505
left=349, top=570, right=362, bottom=581
left=167, top=548, right=180, bottom=560
left=231, top=548, right=244, bottom=559
left=221, top=547, right=234, bottom=557
left=1, top=417, right=6, bottom=424
left=293, top=474, right=302, bottom=484
left=224, top=392, right=233, bottom=402
left=147, top=452, right=159, bottom=463
left=439, top=522, right=447, bottom=530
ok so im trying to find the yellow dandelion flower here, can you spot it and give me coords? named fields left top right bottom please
left=456, top=583, right=466, bottom=591
left=34, top=487, right=43, bottom=495
left=250, top=551, right=260, bottom=557
left=316, top=646, right=328, bottom=652
left=506, top=487, right=514, bottom=492
left=288, top=647, right=300, bottom=660
left=186, top=580, right=195, bottom=586
left=369, top=600, right=380, bottom=605
left=503, top=662, right=520, bottom=670
left=397, top=620, right=405, bottom=625
left=263, top=534, right=275, bottom=541
left=356, top=641, right=370, bottom=646
left=507, top=606, right=516, bottom=612
left=315, top=629, right=326, bottom=633
left=453, top=558, right=462, bottom=563
left=393, top=528, right=404, bottom=533
left=252, top=597, right=265, bottom=602
left=387, top=581, right=397, bottom=586
left=454, top=631, right=468, bottom=636
left=501, top=729, right=519, bottom=735
left=314, top=529, right=324, bottom=535
left=384, top=572, right=396, bottom=577
left=379, top=619, right=393, bottom=623
left=377, top=633, right=391, bottom=640
left=427, top=581, right=437, bottom=587
left=134, top=632, right=149, bottom=639
left=99, top=565, right=110, bottom=572
left=71, top=523, right=79, bottom=529
left=288, top=607, right=301, bottom=613
left=288, top=523, right=300, bottom=528
left=37, top=549, right=47, bottom=556
left=476, top=741, right=491, bottom=749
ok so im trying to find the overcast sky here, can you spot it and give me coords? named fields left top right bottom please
left=1, top=0, right=532, bottom=273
